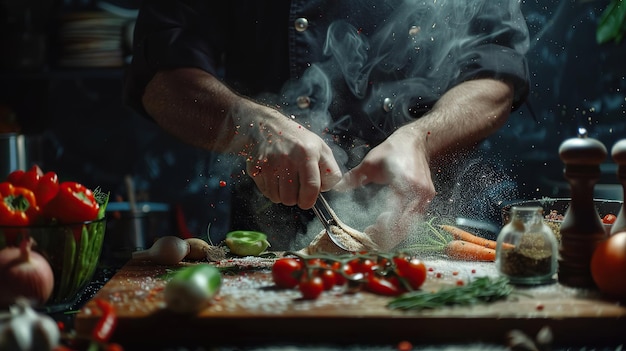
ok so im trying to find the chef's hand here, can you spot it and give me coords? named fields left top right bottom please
left=242, top=106, right=342, bottom=210
left=334, top=129, right=436, bottom=250
left=142, top=68, right=342, bottom=209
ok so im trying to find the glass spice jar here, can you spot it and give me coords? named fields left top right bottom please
left=496, top=206, right=558, bottom=285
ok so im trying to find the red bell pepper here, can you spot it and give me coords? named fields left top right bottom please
left=44, top=181, right=100, bottom=224
left=6, top=164, right=59, bottom=207
left=0, top=182, right=40, bottom=226
left=91, top=299, right=117, bottom=343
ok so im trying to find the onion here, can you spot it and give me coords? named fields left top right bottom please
left=164, top=264, right=222, bottom=314
left=132, top=236, right=190, bottom=265
left=184, top=238, right=211, bottom=261
left=0, top=238, right=55, bottom=308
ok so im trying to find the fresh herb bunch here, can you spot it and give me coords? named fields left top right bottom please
left=387, top=276, right=513, bottom=311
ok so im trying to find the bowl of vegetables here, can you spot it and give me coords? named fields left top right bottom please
left=0, top=165, right=109, bottom=312
left=501, top=198, right=622, bottom=242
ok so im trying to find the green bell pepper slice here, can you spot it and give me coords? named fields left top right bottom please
left=225, top=230, right=270, bottom=256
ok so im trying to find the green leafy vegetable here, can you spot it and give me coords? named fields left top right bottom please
left=387, top=276, right=513, bottom=311
left=597, top=0, right=626, bottom=44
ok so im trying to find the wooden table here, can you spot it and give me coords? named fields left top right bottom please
left=74, top=256, right=626, bottom=348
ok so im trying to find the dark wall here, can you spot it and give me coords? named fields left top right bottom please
left=486, top=0, right=626, bottom=200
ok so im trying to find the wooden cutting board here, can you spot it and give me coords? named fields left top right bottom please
left=74, top=256, right=626, bottom=347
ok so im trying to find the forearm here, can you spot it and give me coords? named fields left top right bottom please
left=398, top=78, right=514, bottom=162
left=142, top=67, right=277, bottom=153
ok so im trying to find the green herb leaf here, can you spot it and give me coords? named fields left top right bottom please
left=597, top=0, right=626, bottom=44
left=93, top=187, right=110, bottom=220
left=387, top=276, right=513, bottom=311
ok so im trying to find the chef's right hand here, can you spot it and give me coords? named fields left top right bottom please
left=239, top=105, right=342, bottom=210
left=141, top=68, right=341, bottom=208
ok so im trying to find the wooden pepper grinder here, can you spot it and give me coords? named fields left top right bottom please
left=558, top=128, right=607, bottom=288
left=610, top=139, right=626, bottom=234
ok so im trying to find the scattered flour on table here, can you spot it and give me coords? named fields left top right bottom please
left=214, top=269, right=369, bottom=314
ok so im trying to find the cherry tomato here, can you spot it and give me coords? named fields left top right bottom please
left=591, top=232, right=626, bottom=298
left=365, top=275, right=402, bottom=296
left=318, top=269, right=337, bottom=290
left=376, top=256, right=391, bottom=269
left=307, top=258, right=326, bottom=268
left=299, top=276, right=324, bottom=300
left=272, top=258, right=303, bottom=289
left=105, top=344, right=125, bottom=351
left=397, top=341, right=413, bottom=351
left=602, top=213, right=617, bottom=224
left=393, top=256, right=427, bottom=290
left=332, top=262, right=352, bottom=286
left=348, top=258, right=377, bottom=275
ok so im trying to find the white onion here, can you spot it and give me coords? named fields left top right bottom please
left=164, top=264, right=222, bottom=314
left=0, top=238, right=55, bottom=308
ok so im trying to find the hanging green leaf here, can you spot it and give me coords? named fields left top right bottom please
left=597, top=0, right=626, bottom=44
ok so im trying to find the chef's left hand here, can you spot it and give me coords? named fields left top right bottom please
left=333, top=130, right=436, bottom=250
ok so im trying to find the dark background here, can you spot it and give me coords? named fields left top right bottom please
left=1, top=0, right=625, bottom=244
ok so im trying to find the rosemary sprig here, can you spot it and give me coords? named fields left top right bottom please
left=387, top=276, right=513, bottom=311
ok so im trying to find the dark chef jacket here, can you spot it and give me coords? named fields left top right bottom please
left=124, top=0, right=530, bottom=147
left=123, top=0, right=531, bottom=247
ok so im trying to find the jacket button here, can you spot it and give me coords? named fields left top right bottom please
left=294, top=18, right=309, bottom=32
left=296, top=95, right=311, bottom=109
left=383, top=97, right=394, bottom=112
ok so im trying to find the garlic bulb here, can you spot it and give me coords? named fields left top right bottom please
left=0, top=298, right=60, bottom=351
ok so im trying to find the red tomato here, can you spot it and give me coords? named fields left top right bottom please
left=272, top=258, right=303, bottom=289
left=591, top=232, right=626, bottom=298
left=365, top=275, right=402, bottom=296
left=602, top=213, right=617, bottom=224
left=393, top=257, right=427, bottom=290
left=299, top=276, right=324, bottom=300
left=348, top=258, right=377, bottom=275
left=332, top=262, right=352, bottom=286
left=318, top=269, right=336, bottom=290
left=376, top=256, right=391, bottom=268
left=307, top=258, right=326, bottom=268
left=397, top=341, right=413, bottom=351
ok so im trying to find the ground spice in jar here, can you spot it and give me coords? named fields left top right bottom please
left=499, top=232, right=554, bottom=278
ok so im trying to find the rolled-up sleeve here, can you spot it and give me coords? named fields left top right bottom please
left=123, top=1, right=224, bottom=117
left=454, top=2, right=530, bottom=110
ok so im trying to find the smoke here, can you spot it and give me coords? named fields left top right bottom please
left=283, top=0, right=529, bottom=138
left=235, top=0, right=529, bottom=249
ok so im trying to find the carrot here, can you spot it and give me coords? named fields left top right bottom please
left=439, top=224, right=514, bottom=250
left=444, top=240, right=496, bottom=262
